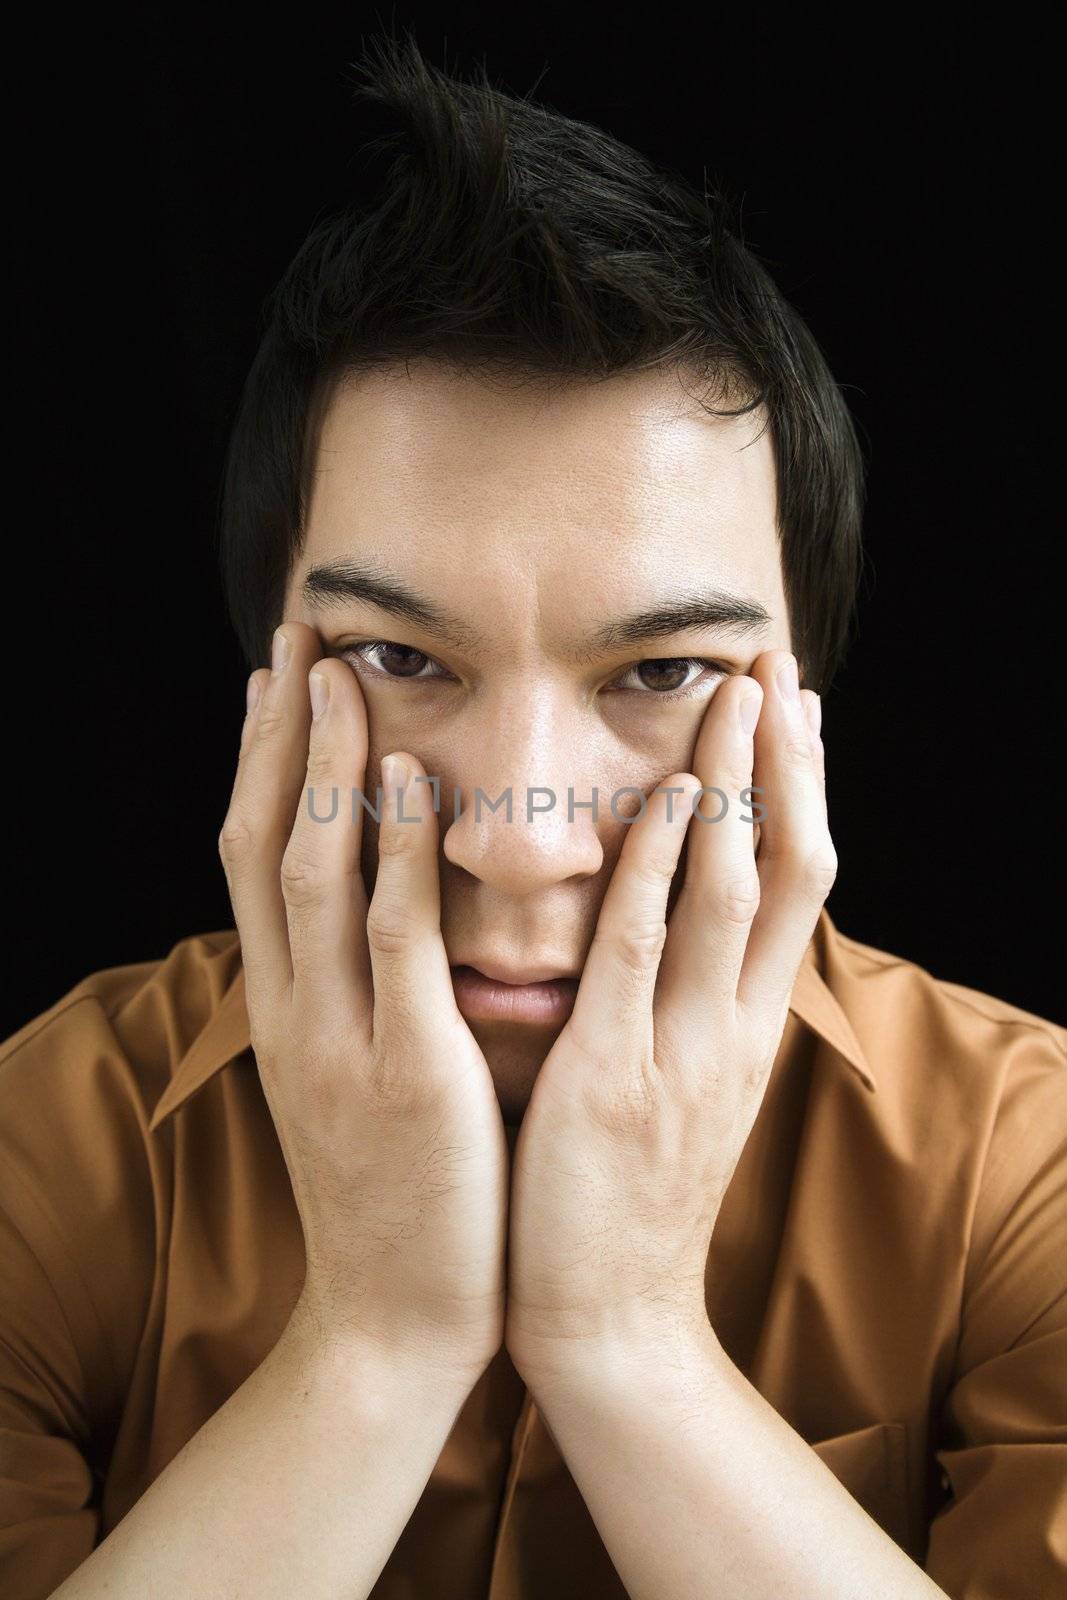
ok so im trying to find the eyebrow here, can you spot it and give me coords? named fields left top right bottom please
left=585, top=592, right=773, bottom=656
left=301, top=558, right=773, bottom=658
left=302, top=560, right=482, bottom=650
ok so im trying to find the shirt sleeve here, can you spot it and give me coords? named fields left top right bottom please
left=0, top=993, right=158, bottom=1599
left=0, top=1202, right=101, bottom=1595
left=924, top=1020, right=1067, bottom=1599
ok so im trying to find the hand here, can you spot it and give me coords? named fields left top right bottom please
left=219, top=621, right=509, bottom=1383
left=504, top=649, right=832, bottom=1383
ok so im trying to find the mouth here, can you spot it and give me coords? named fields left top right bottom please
left=449, top=963, right=580, bottom=1026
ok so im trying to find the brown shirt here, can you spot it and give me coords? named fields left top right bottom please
left=1, top=908, right=1064, bottom=1599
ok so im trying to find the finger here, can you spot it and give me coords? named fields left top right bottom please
left=217, top=622, right=325, bottom=1021
left=279, top=656, right=373, bottom=1021
left=738, top=651, right=836, bottom=1018
left=799, top=689, right=825, bottom=793
left=238, top=667, right=271, bottom=758
left=365, top=751, right=460, bottom=1054
left=656, top=674, right=764, bottom=1029
left=567, top=774, right=701, bottom=1064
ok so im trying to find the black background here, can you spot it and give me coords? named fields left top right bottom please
left=7, top=6, right=1063, bottom=1040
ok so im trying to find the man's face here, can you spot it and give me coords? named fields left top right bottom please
left=285, top=361, right=791, bottom=1123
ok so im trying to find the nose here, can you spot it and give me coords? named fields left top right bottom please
left=441, top=694, right=605, bottom=895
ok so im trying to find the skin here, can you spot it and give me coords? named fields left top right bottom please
left=220, top=358, right=945, bottom=1597
left=285, top=359, right=795, bottom=1126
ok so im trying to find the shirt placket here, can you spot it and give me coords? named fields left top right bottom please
left=486, top=1387, right=537, bottom=1598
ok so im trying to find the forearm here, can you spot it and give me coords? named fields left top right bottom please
left=530, top=1329, right=948, bottom=1600
left=52, top=1301, right=481, bottom=1600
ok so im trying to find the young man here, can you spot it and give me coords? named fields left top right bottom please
left=1, top=34, right=1063, bottom=1600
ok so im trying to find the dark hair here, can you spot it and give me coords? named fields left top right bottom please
left=219, top=30, right=866, bottom=693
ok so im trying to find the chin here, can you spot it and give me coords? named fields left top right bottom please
left=468, top=1019, right=558, bottom=1127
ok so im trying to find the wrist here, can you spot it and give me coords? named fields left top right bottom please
left=283, top=1293, right=492, bottom=1408
left=518, top=1315, right=727, bottom=1409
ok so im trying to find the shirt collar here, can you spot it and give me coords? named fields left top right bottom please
left=790, top=909, right=876, bottom=1092
left=148, top=910, right=874, bottom=1133
left=148, top=960, right=251, bottom=1132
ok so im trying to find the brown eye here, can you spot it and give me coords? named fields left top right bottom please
left=633, top=659, right=694, bottom=692
left=374, top=643, right=431, bottom=678
left=611, top=656, right=726, bottom=697
left=340, top=641, right=451, bottom=682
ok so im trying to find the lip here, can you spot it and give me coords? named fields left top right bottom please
left=449, top=962, right=580, bottom=1026
left=451, top=954, right=580, bottom=986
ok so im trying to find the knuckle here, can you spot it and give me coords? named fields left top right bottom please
left=365, top=899, right=415, bottom=957
left=802, top=838, right=839, bottom=898
left=583, top=1066, right=660, bottom=1140
left=721, top=765, right=752, bottom=807
left=601, top=920, right=667, bottom=977
left=305, top=736, right=337, bottom=787
left=218, top=811, right=256, bottom=865
left=718, top=871, right=762, bottom=924
left=252, top=696, right=287, bottom=742
left=375, top=818, right=421, bottom=861
left=632, top=854, right=677, bottom=892
left=279, top=844, right=329, bottom=908
left=785, top=728, right=816, bottom=765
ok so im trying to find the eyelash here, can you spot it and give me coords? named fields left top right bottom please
left=339, top=641, right=730, bottom=702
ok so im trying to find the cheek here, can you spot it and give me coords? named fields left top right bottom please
left=607, top=694, right=716, bottom=759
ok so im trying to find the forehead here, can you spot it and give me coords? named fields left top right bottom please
left=299, top=361, right=785, bottom=623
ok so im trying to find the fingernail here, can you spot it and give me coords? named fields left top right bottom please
left=246, top=674, right=263, bottom=716
left=381, top=754, right=410, bottom=795
left=776, top=657, right=799, bottom=701
left=804, top=694, right=822, bottom=741
left=271, top=629, right=291, bottom=675
left=309, top=672, right=329, bottom=721
left=740, top=689, right=762, bottom=737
